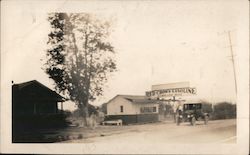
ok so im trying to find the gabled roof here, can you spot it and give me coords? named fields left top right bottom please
left=13, top=80, right=66, bottom=102
left=108, top=94, right=159, bottom=104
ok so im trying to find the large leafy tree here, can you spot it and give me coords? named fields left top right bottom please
left=45, top=13, right=116, bottom=124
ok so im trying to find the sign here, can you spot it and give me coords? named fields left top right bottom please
left=152, top=82, right=190, bottom=91
left=146, top=87, right=197, bottom=99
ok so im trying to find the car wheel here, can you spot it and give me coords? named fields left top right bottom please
left=204, top=115, right=209, bottom=125
left=191, top=117, right=196, bottom=126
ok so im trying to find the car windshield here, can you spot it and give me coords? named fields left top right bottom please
left=184, top=103, right=202, bottom=110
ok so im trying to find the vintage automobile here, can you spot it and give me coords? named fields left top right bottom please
left=176, top=102, right=212, bottom=126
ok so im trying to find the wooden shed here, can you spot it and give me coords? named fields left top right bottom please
left=12, top=80, right=67, bottom=142
left=12, top=80, right=65, bottom=115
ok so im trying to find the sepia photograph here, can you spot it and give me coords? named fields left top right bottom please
left=1, top=0, right=249, bottom=154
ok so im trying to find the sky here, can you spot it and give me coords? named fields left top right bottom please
left=2, top=0, right=249, bottom=111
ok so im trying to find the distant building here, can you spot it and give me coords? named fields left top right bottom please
left=105, top=95, right=160, bottom=124
left=12, top=80, right=67, bottom=142
left=105, top=82, right=199, bottom=125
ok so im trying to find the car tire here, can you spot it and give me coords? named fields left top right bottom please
left=191, top=117, right=196, bottom=126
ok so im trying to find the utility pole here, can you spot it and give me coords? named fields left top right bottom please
left=227, top=31, right=237, bottom=95
left=218, top=30, right=237, bottom=95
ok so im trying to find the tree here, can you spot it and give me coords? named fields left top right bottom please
left=72, top=104, right=97, bottom=118
left=213, top=102, right=236, bottom=120
left=99, top=102, right=108, bottom=114
left=45, top=13, right=116, bottom=125
left=200, top=101, right=213, bottom=114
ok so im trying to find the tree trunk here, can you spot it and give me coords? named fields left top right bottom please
left=78, top=103, right=89, bottom=127
left=83, top=105, right=89, bottom=126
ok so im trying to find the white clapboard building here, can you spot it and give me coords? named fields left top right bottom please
left=105, top=95, right=159, bottom=124
left=105, top=82, right=198, bottom=124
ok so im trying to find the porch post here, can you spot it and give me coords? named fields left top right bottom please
left=61, top=102, right=63, bottom=113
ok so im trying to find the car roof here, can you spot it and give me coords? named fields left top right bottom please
left=183, top=102, right=202, bottom=104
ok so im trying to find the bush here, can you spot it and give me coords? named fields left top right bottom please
left=212, top=102, right=236, bottom=120
left=71, top=104, right=97, bottom=117
left=202, top=103, right=213, bottom=114
left=99, top=103, right=107, bottom=114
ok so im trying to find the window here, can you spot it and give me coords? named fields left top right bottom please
left=140, top=106, right=157, bottom=113
left=120, top=106, right=123, bottom=113
left=153, top=107, right=156, bottom=112
left=184, top=104, right=188, bottom=110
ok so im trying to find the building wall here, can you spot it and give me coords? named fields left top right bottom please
left=105, top=114, right=159, bottom=124
left=13, top=101, right=58, bottom=115
left=107, top=96, right=159, bottom=115
left=106, top=96, right=160, bottom=124
left=107, top=96, right=137, bottom=115
left=133, top=103, right=159, bottom=114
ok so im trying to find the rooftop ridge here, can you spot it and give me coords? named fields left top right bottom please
left=117, top=94, right=146, bottom=97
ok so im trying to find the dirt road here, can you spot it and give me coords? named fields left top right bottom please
left=64, top=119, right=236, bottom=143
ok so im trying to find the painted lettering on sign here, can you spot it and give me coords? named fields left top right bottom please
left=145, top=87, right=196, bottom=98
